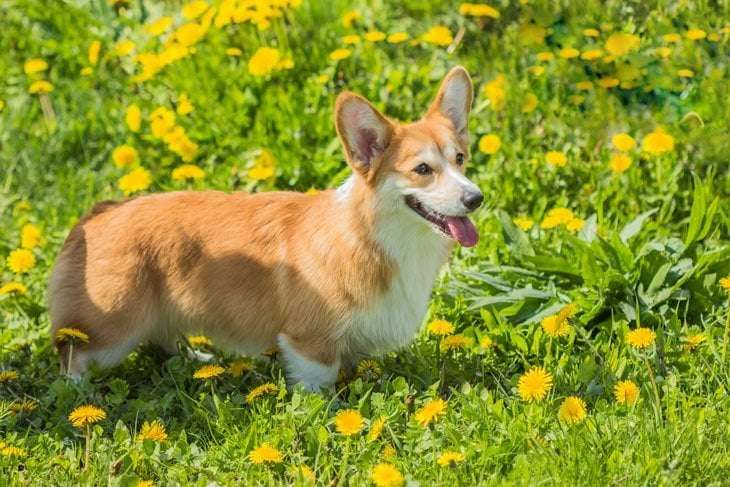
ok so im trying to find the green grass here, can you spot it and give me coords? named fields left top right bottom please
left=1, top=0, right=730, bottom=485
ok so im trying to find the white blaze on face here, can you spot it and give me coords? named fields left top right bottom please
left=405, top=145, right=480, bottom=216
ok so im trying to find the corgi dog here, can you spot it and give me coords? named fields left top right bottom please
left=48, top=66, right=482, bottom=391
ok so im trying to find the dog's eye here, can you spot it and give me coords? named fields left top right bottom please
left=413, top=163, right=432, bottom=176
left=456, top=153, right=465, bottom=166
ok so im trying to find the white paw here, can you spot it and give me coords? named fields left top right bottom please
left=277, top=334, right=339, bottom=392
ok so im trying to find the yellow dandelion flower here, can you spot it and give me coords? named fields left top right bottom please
left=342, top=34, right=361, bottom=45
left=614, top=380, right=639, bottom=405
left=112, top=145, right=138, bottom=168
left=341, top=10, right=361, bottom=28
left=136, top=481, right=154, bottom=487
left=482, top=74, right=507, bottom=111
left=0, top=370, right=19, bottom=383
left=382, top=444, right=396, bottom=459
left=655, top=46, right=672, bottom=58
left=545, top=151, right=567, bottom=167
left=682, top=334, right=706, bottom=351
left=56, top=327, right=89, bottom=344
left=528, top=65, right=545, bottom=75
left=719, top=276, right=730, bottom=292
left=177, top=93, right=194, bottom=115
left=604, top=32, right=640, bottom=56
left=24, top=58, right=48, bottom=75
left=477, top=134, right=501, bottom=155
left=172, top=164, right=205, bottom=181
left=357, top=359, right=382, bottom=380
left=558, top=396, right=587, bottom=424
left=557, top=303, right=578, bottom=321
left=368, top=416, right=386, bottom=442
left=118, top=168, right=152, bottom=195
left=536, top=51, right=554, bottom=62
left=228, top=358, right=253, bottom=377
left=144, top=17, right=173, bottom=36
left=583, top=28, right=600, bottom=37
left=334, top=409, right=364, bottom=436
left=610, top=153, right=632, bottom=173
left=20, top=223, right=41, bottom=249
left=685, top=28, right=707, bottom=40
left=421, top=26, right=453, bottom=46
left=193, top=364, right=225, bottom=379
left=0, top=282, right=28, bottom=296
left=291, top=464, right=316, bottom=482
left=627, top=327, right=656, bottom=349
left=137, top=420, right=167, bottom=442
left=125, top=104, right=141, bottom=132
left=187, top=335, right=212, bottom=347
left=517, top=367, right=553, bottom=401
left=437, top=450, right=465, bottom=467
left=364, top=31, right=386, bottom=42
left=387, top=32, right=409, bottom=43
left=566, top=217, right=585, bottom=232
left=459, top=3, right=500, bottom=18
left=479, top=336, right=494, bottom=350
left=182, top=0, right=209, bottom=20
left=642, top=128, right=674, bottom=155
left=0, top=445, right=26, bottom=458
left=249, top=443, right=283, bottom=464
left=541, top=315, right=571, bottom=338
left=329, top=48, right=351, bottom=61
left=7, top=249, right=35, bottom=274
left=68, top=404, right=106, bottom=428
left=558, top=47, right=580, bottom=59
left=598, top=77, right=620, bottom=88
left=663, top=33, right=681, bottom=43
left=10, top=399, right=38, bottom=414
left=246, top=383, right=279, bottom=403
left=440, top=334, right=474, bottom=352
left=677, top=69, right=694, bottom=78
left=29, top=80, right=53, bottom=94
left=371, top=463, right=404, bottom=487
left=427, top=319, right=455, bottom=336
left=248, top=47, right=281, bottom=76
left=115, top=39, right=135, bottom=56
left=612, top=133, right=636, bottom=151
left=540, top=207, right=574, bottom=229
left=580, top=49, right=603, bottom=61
left=226, top=47, right=242, bottom=56
left=88, top=40, right=101, bottom=66
left=249, top=149, right=277, bottom=181
left=576, top=80, right=593, bottom=90
left=513, top=216, right=534, bottom=231
left=414, top=398, right=447, bottom=427
left=522, top=93, right=538, bottom=113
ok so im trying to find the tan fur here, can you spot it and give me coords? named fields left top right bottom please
left=48, top=67, right=479, bottom=387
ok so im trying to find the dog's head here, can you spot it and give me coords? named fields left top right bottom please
left=335, top=67, right=482, bottom=247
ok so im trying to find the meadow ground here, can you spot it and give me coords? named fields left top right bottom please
left=1, top=0, right=730, bottom=485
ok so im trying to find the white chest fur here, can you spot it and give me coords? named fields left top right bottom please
left=344, top=212, right=450, bottom=358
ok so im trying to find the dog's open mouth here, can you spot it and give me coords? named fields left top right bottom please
left=405, top=195, right=479, bottom=247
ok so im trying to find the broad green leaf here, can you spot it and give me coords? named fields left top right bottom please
left=497, top=209, right=535, bottom=256
left=619, top=208, right=658, bottom=243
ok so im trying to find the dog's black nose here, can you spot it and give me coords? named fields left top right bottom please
left=462, top=191, right=484, bottom=211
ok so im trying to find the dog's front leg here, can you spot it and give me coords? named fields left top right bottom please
left=277, top=333, right=340, bottom=392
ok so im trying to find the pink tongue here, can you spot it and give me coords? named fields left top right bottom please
left=445, top=216, right=479, bottom=247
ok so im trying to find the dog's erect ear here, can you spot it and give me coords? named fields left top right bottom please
left=335, top=92, right=394, bottom=175
left=427, top=66, right=473, bottom=139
